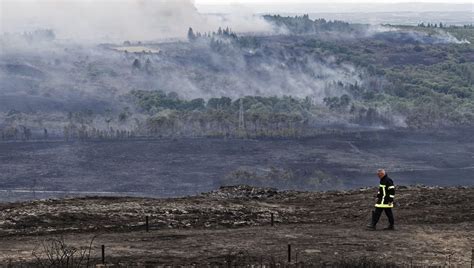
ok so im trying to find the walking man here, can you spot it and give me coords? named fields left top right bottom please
left=367, top=169, right=395, bottom=230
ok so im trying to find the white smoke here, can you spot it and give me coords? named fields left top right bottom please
left=435, top=31, right=470, bottom=44
left=0, top=0, right=273, bottom=42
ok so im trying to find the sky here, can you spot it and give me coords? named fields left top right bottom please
left=195, top=0, right=473, bottom=14
left=195, top=0, right=471, bottom=3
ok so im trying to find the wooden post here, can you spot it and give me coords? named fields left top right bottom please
left=288, top=244, right=291, bottom=263
left=271, top=213, right=274, bottom=227
left=101, top=244, right=105, bottom=264
left=471, top=248, right=473, bottom=268
left=146, top=216, right=149, bottom=232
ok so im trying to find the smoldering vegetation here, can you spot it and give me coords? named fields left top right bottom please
left=263, top=14, right=471, bottom=44
left=372, top=30, right=469, bottom=45
left=0, top=24, right=382, bottom=139
left=2, top=13, right=472, bottom=141
left=0, top=4, right=473, bottom=265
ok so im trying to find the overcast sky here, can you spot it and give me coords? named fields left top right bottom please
left=195, top=0, right=473, bottom=14
left=195, top=0, right=471, bottom=4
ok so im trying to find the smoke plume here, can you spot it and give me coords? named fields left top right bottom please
left=1, top=0, right=273, bottom=42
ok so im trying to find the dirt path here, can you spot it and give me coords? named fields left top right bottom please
left=2, top=223, right=473, bottom=266
left=0, top=186, right=473, bottom=266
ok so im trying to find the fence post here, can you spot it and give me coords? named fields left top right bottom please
left=271, top=213, right=274, bottom=227
left=288, top=244, right=291, bottom=263
left=101, top=244, right=105, bottom=264
left=146, top=216, right=149, bottom=232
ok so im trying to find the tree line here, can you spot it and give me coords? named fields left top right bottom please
left=263, top=14, right=357, bottom=34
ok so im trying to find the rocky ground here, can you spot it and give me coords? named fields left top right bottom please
left=0, top=185, right=473, bottom=267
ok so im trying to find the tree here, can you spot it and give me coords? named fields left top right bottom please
left=118, top=107, right=131, bottom=123
left=132, top=59, right=141, bottom=70
left=187, top=98, right=205, bottom=110
left=339, top=94, right=351, bottom=107
left=187, top=27, right=196, bottom=42
left=413, top=45, right=423, bottom=52
left=104, top=108, right=113, bottom=129
left=144, top=58, right=153, bottom=74
left=207, top=97, right=231, bottom=110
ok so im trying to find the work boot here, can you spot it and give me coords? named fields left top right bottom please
left=366, top=224, right=376, bottom=230
left=366, top=211, right=377, bottom=230
left=383, top=225, right=395, bottom=231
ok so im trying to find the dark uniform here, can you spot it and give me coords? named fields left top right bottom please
left=370, top=174, right=395, bottom=229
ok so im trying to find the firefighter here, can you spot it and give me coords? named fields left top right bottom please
left=367, top=169, right=395, bottom=230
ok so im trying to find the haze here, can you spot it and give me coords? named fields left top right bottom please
left=2, top=0, right=472, bottom=41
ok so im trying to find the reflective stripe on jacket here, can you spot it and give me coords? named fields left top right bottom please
left=375, top=175, right=395, bottom=208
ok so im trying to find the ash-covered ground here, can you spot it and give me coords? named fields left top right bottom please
left=1, top=128, right=473, bottom=202
left=0, top=185, right=472, bottom=266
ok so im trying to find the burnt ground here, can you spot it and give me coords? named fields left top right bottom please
left=1, top=128, right=474, bottom=202
left=0, top=185, right=472, bottom=266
